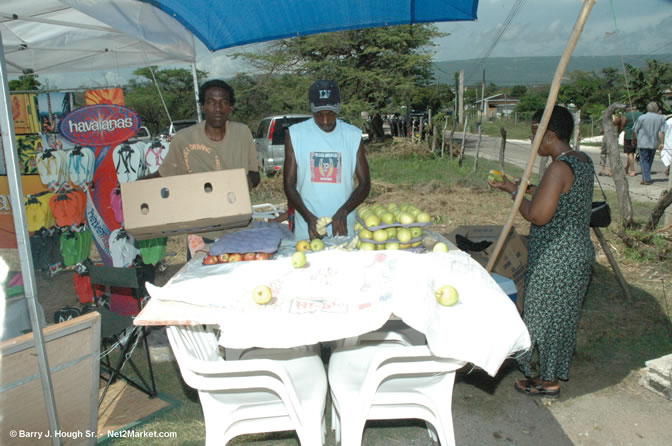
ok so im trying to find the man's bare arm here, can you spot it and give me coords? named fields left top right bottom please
left=332, top=141, right=371, bottom=236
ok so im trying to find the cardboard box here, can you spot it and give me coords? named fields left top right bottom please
left=121, top=169, right=252, bottom=240
left=446, top=225, right=528, bottom=312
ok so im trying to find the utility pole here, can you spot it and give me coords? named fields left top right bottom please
left=459, top=70, right=464, bottom=125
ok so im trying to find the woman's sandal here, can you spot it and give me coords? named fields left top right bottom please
left=514, top=379, right=560, bottom=396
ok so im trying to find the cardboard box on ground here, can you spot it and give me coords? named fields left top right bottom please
left=121, top=169, right=252, bottom=240
left=446, top=225, right=528, bottom=313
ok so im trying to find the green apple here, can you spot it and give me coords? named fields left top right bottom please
left=296, top=240, right=311, bottom=252
left=376, top=244, right=386, bottom=250
left=291, top=251, right=307, bottom=268
left=398, top=212, right=415, bottom=225
left=253, top=285, right=273, bottom=305
left=385, top=227, right=398, bottom=239
left=310, top=238, right=325, bottom=252
left=381, top=212, right=396, bottom=225
left=354, top=222, right=363, bottom=232
left=373, top=229, right=388, bottom=242
left=433, top=242, right=449, bottom=253
left=400, top=243, right=411, bottom=249
left=364, top=214, right=381, bottom=228
left=359, top=242, right=376, bottom=251
left=397, top=227, right=412, bottom=243
left=409, top=207, right=422, bottom=216
left=410, top=226, right=423, bottom=238
left=384, top=242, right=401, bottom=250
left=359, top=228, right=373, bottom=240
left=387, top=202, right=399, bottom=210
left=435, top=285, right=459, bottom=306
left=416, top=212, right=431, bottom=223
left=357, top=206, right=369, bottom=218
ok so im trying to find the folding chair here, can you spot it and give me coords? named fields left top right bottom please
left=87, top=262, right=157, bottom=407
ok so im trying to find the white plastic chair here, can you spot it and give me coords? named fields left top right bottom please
left=328, top=342, right=465, bottom=446
left=166, top=325, right=328, bottom=445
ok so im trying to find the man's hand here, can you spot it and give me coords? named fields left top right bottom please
left=306, top=215, right=320, bottom=240
left=331, top=209, right=349, bottom=236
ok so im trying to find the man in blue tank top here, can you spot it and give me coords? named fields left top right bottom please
left=284, top=80, right=371, bottom=240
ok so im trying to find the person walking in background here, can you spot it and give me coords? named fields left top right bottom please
left=662, top=115, right=672, bottom=177
left=633, top=102, right=666, bottom=185
left=489, top=105, right=595, bottom=396
left=617, top=105, right=642, bottom=177
left=283, top=80, right=371, bottom=240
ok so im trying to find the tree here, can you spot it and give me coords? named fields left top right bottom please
left=511, top=85, right=527, bottom=98
left=624, top=60, right=671, bottom=111
left=232, top=25, right=445, bottom=124
left=124, top=66, right=208, bottom=134
left=9, top=74, right=41, bottom=91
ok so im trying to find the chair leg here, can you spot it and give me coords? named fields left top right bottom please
left=98, top=329, right=138, bottom=407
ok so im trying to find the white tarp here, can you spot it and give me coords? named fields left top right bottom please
left=1, top=0, right=195, bottom=74
left=147, top=248, right=531, bottom=377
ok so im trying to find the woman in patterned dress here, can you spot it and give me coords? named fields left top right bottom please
left=489, top=105, right=595, bottom=396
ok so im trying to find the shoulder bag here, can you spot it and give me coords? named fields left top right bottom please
left=590, top=171, right=611, bottom=228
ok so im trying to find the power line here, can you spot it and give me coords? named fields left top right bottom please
left=465, top=0, right=528, bottom=84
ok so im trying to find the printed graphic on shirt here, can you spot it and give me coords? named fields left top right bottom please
left=310, top=152, right=341, bottom=184
left=183, top=144, right=222, bottom=173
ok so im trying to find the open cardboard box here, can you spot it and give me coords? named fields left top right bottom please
left=121, top=169, right=252, bottom=240
left=446, top=225, right=528, bottom=313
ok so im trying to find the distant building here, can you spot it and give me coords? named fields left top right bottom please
left=474, top=94, right=520, bottom=120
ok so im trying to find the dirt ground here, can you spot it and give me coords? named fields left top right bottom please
left=3, top=175, right=672, bottom=445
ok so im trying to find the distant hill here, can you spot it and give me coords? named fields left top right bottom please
left=432, top=54, right=672, bottom=87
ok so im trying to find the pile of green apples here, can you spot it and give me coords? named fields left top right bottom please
left=354, top=202, right=431, bottom=250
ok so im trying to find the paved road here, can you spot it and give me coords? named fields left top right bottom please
left=454, top=132, right=671, bottom=222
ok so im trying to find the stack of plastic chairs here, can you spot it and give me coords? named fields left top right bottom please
left=166, top=325, right=328, bottom=446
left=328, top=321, right=465, bottom=446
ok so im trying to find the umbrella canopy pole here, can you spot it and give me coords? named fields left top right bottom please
left=192, top=63, right=202, bottom=122
left=487, top=0, right=597, bottom=273
left=0, top=32, right=61, bottom=445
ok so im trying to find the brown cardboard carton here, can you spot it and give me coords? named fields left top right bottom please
left=446, top=225, right=528, bottom=312
left=121, top=169, right=252, bottom=240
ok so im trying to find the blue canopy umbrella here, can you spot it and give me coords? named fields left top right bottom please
left=142, top=0, right=480, bottom=51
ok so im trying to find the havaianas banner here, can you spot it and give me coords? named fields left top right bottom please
left=59, top=105, right=142, bottom=265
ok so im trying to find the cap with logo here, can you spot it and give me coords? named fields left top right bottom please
left=309, top=80, right=341, bottom=114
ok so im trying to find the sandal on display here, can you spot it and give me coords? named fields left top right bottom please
left=514, top=379, right=560, bottom=397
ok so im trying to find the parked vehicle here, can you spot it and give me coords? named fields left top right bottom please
left=169, top=119, right=198, bottom=137
left=157, top=127, right=170, bottom=142
left=129, top=126, right=152, bottom=144
left=254, top=114, right=311, bottom=176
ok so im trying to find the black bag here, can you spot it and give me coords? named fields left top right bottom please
left=591, top=172, right=611, bottom=228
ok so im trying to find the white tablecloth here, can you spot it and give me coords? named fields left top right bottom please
left=145, top=245, right=530, bottom=377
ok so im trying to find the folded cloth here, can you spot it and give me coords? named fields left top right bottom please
left=210, top=225, right=286, bottom=255
left=455, top=234, right=492, bottom=253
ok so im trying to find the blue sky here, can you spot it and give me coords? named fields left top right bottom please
left=26, top=0, right=672, bottom=89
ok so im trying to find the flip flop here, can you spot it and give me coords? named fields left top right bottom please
left=514, top=379, right=560, bottom=397
left=597, top=172, right=605, bottom=176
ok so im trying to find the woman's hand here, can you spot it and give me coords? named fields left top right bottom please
left=488, top=174, right=517, bottom=194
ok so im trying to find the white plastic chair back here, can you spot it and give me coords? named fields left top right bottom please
left=167, top=325, right=327, bottom=445
left=328, top=343, right=465, bottom=446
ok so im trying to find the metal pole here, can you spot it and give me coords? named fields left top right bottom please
left=0, top=32, right=61, bottom=445
left=192, top=63, right=202, bottom=122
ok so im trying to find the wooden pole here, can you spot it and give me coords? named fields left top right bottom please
left=593, top=228, right=633, bottom=302
left=487, top=0, right=597, bottom=272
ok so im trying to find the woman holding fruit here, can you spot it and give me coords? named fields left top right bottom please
left=489, top=105, right=595, bottom=397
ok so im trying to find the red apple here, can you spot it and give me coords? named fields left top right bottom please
left=217, top=253, right=229, bottom=263
left=243, top=252, right=257, bottom=261
left=202, top=255, right=218, bottom=265
left=228, top=253, right=243, bottom=262
left=255, top=252, right=272, bottom=260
